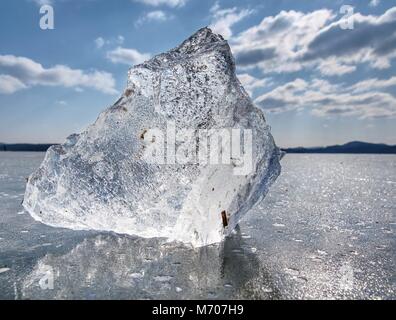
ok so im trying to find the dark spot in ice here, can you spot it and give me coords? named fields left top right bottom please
left=297, top=276, right=308, bottom=283
left=124, top=88, right=133, bottom=97
left=140, top=129, right=147, bottom=140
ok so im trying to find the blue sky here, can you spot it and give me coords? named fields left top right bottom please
left=0, top=0, right=395, bottom=147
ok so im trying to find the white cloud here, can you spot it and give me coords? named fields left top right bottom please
left=146, top=10, right=168, bottom=21
left=56, top=100, right=67, bottom=106
left=231, top=9, right=334, bottom=72
left=106, top=47, right=151, bottom=65
left=135, top=10, right=172, bottom=26
left=117, top=35, right=125, bottom=45
left=209, top=2, right=253, bottom=39
left=231, top=7, right=396, bottom=75
left=350, top=76, right=396, bottom=92
left=237, top=73, right=271, bottom=96
left=369, top=0, right=380, bottom=7
left=298, top=8, right=396, bottom=68
left=317, top=58, right=356, bottom=76
left=0, top=55, right=118, bottom=95
left=0, top=75, right=27, bottom=94
left=254, top=77, right=396, bottom=119
left=95, top=37, right=105, bottom=49
left=31, top=0, right=53, bottom=6
left=132, top=0, right=187, bottom=8
left=95, top=35, right=125, bottom=49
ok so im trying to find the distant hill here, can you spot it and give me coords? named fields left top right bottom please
left=1, top=141, right=395, bottom=154
left=0, top=143, right=56, bottom=152
left=283, top=141, right=396, bottom=154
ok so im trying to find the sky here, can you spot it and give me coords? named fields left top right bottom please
left=0, top=0, right=395, bottom=148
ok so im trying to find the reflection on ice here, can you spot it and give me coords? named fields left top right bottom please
left=21, top=228, right=280, bottom=299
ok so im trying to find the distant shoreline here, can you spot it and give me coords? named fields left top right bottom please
left=0, top=144, right=56, bottom=152
left=1, top=141, right=396, bottom=154
left=283, top=141, right=396, bottom=154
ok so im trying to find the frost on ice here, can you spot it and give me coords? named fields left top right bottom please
left=23, top=27, right=281, bottom=247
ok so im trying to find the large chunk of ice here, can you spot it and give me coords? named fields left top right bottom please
left=23, top=27, right=281, bottom=247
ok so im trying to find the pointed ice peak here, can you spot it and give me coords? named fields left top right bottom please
left=132, top=27, right=229, bottom=72
left=174, top=27, right=225, bottom=54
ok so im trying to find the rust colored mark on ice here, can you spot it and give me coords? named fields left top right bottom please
left=221, top=210, right=228, bottom=228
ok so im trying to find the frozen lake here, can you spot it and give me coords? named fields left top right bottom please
left=0, top=152, right=394, bottom=299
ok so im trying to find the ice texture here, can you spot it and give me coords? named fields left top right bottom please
left=23, top=27, right=281, bottom=247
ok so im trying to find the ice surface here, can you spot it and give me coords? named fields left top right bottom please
left=23, top=27, right=281, bottom=247
left=2, top=153, right=395, bottom=299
